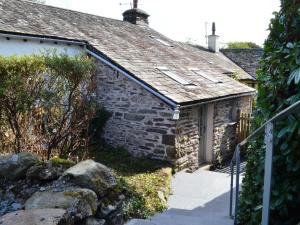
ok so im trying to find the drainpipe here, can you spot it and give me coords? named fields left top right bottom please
left=172, top=106, right=180, bottom=120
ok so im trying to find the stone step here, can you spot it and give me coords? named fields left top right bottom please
left=198, top=163, right=213, bottom=171
left=125, top=219, right=157, bottom=225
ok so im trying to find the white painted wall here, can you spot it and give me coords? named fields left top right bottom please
left=0, top=37, right=84, bottom=56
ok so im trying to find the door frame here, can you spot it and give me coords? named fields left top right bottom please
left=198, top=103, right=214, bottom=165
left=198, top=105, right=207, bottom=164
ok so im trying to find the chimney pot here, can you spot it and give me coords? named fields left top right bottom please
left=212, top=22, right=216, bottom=35
left=123, top=4, right=149, bottom=26
left=208, top=22, right=219, bottom=53
left=133, top=0, right=138, bottom=8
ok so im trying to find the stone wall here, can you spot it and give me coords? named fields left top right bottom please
left=95, top=59, right=252, bottom=169
left=174, top=107, right=199, bottom=170
left=174, top=96, right=252, bottom=169
left=96, top=61, right=177, bottom=161
left=213, top=96, right=252, bottom=164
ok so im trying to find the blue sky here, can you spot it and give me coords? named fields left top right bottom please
left=45, top=0, right=280, bottom=47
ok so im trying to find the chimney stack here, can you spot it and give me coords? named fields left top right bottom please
left=133, top=0, right=138, bottom=8
left=208, top=22, right=219, bottom=53
left=123, top=0, right=149, bottom=26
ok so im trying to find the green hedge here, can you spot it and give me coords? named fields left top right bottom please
left=226, top=42, right=260, bottom=49
left=238, top=1, right=300, bottom=224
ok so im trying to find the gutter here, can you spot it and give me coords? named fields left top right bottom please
left=0, top=32, right=86, bottom=46
left=179, top=91, right=255, bottom=109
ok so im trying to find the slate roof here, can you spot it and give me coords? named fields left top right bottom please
left=0, top=0, right=255, bottom=105
left=221, top=48, right=264, bottom=79
left=192, top=45, right=254, bottom=81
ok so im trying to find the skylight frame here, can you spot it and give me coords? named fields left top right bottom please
left=157, top=67, right=191, bottom=85
left=150, top=36, right=173, bottom=47
left=190, top=68, right=221, bottom=83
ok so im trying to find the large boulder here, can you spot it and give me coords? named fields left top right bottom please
left=26, top=158, right=75, bottom=181
left=0, top=208, right=71, bottom=225
left=25, top=187, right=97, bottom=220
left=61, top=160, right=117, bottom=196
left=0, top=152, right=39, bottom=180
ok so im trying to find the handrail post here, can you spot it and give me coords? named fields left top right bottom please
left=262, top=122, right=274, bottom=225
left=234, top=146, right=241, bottom=225
left=229, top=155, right=234, bottom=218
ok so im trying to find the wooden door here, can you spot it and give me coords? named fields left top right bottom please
left=198, top=106, right=207, bottom=164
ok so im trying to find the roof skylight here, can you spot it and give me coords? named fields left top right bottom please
left=157, top=67, right=190, bottom=85
left=150, top=36, right=173, bottom=47
left=190, top=68, right=222, bottom=83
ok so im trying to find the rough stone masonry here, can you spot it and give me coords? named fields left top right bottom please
left=96, top=61, right=252, bottom=169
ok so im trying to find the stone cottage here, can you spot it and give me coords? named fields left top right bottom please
left=0, top=0, right=256, bottom=169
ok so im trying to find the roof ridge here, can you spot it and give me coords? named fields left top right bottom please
left=13, top=0, right=126, bottom=25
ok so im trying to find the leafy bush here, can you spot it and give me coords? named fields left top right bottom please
left=226, top=41, right=260, bottom=49
left=238, top=1, right=300, bottom=224
left=0, top=53, right=107, bottom=160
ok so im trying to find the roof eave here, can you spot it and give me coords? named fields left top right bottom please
left=179, top=91, right=256, bottom=109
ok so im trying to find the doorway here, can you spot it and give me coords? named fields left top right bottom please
left=198, top=106, right=207, bottom=164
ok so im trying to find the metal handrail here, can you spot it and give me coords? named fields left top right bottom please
left=229, top=99, right=300, bottom=225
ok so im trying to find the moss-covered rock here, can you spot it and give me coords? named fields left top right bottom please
left=25, top=187, right=97, bottom=220
left=50, top=157, right=75, bottom=167
left=0, top=208, right=71, bottom=225
left=61, top=160, right=117, bottom=196
left=0, top=152, right=39, bottom=180
left=26, top=158, right=75, bottom=181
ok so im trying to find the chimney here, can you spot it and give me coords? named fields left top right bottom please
left=208, top=22, right=219, bottom=53
left=123, top=0, right=150, bottom=26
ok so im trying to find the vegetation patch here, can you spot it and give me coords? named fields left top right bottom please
left=50, top=157, right=75, bottom=167
left=226, top=41, right=260, bottom=49
left=0, top=53, right=101, bottom=160
left=238, top=1, right=300, bottom=224
left=90, top=146, right=173, bottom=219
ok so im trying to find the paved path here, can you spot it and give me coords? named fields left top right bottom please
left=127, top=169, right=235, bottom=225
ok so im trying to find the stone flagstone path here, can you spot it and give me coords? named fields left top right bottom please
left=126, top=169, right=235, bottom=225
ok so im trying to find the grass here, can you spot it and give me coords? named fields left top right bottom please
left=89, top=146, right=173, bottom=219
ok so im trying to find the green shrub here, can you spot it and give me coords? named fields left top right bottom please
left=226, top=41, right=260, bottom=49
left=238, top=1, right=300, bottom=224
left=0, top=53, right=107, bottom=160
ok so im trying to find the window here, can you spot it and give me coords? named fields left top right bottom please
left=157, top=67, right=190, bottom=85
left=150, top=36, right=173, bottom=47
left=190, top=68, right=222, bottom=83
